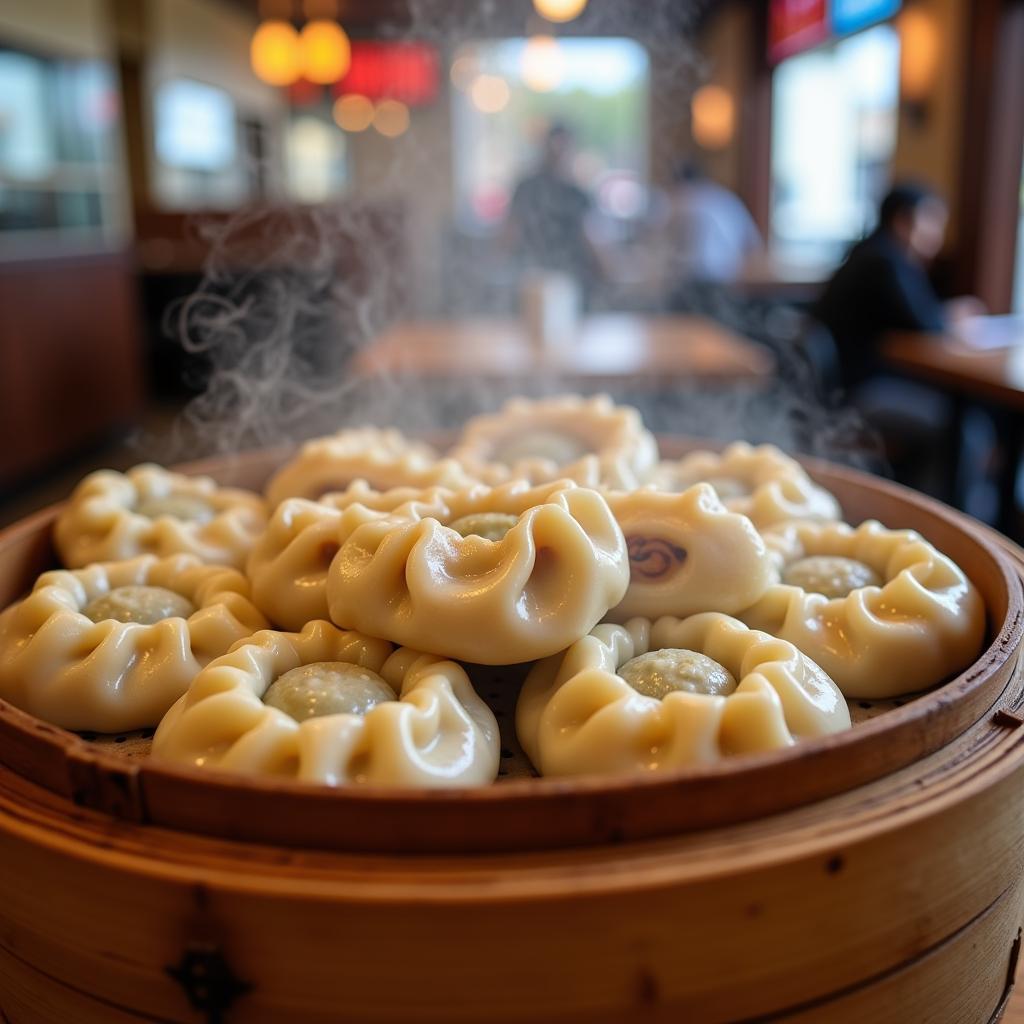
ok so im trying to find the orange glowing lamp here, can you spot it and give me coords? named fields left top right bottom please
left=691, top=84, right=735, bottom=151
left=251, top=20, right=302, bottom=87
left=300, top=19, right=351, bottom=84
left=899, top=8, right=940, bottom=103
left=532, top=0, right=588, bottom=24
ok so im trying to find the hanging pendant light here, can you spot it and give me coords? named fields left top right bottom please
left=300, top=19, right=351, bottom=84
left=532, top=0, right=588, bottom=24
left=251, top=20, right=302, bottom=86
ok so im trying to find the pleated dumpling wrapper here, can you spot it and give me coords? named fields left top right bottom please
left=326, top=480, right=630, bottom=665
left=247, top=492, right=450, bottom=631
left=603, top=483, right=776, bottom=620
left=449, top=394, right=659, bottom=489
left=516, top=613, right=850, bottom=778
left=0, top=554, right=268, bottom=733
left=265, top=427, right=476, bottom=507
left=152, top=621, right=500, bottom=787
left=739, top=519, right=986, bottom=699
left=54, top=463, right=268, bottom=570
left=646, top=442, right=841, bottom=528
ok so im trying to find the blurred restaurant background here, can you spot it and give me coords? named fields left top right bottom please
left=1, top=0, right=1023, bottom=532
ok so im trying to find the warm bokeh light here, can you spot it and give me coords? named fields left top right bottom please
left=470, top=74, right=511, bottom=114
left=691, top=84, right=735, bottom=150
left=333, top=93, right=375, bottom=131
left=300, top=20, right=351, bottom=84
left=250, top=20, right=302, bottom=87
left=899, top=8, right=941, bottom=102
left=373, top=99, right=410, bottom=137
left=521, top=36, right=564, bottom=93
left=449, top=55, right=479, bottom=92
left=532, top=0, right=588, bottom=24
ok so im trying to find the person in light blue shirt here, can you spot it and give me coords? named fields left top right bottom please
left=665, top=161, right=762, bottom=285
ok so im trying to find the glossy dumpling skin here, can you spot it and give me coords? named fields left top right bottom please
left=603, top=483, right=776, bottom=620
left=153, top=621, right=500, bottom=787
left=247, top=492, right=450, bottom=631
left=54, top=463, right=267, bottom=570
left=0, top=554, right=268, bottom=732
left=326, top=480, right=630, bottom=665
left=516, top=612, right=850, bottom=778
left=740, top=519, right=986, bottom=698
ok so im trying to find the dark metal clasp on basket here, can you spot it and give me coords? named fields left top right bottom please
left=166, top=942, right=252, bottom=1024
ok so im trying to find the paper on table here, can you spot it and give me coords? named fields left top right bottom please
left=954, top=315, right=1024, bottom=351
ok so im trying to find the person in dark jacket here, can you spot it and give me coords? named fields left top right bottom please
left=815, top=182, right=952, bottom=389
left=814, top=182, right=987, bottom=501
left=504, top=122, right=604, bottom=305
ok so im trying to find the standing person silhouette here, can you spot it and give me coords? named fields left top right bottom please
left=505, top=122, right=604, bottom=307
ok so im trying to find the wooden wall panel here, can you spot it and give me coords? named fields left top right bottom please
left=0, top=251, right=143, bottom=491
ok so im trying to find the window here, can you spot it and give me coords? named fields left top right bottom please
left=451, top=37, right=649, bottom=234
left=155, top=79, right=237, bottom=174
left=770, top=23, right=900, bottom=267
left=285, top=115, right=348, bottom=204
left=0, top=49, right=123, bottom=244
left=152, top=78, right=254, bottom=210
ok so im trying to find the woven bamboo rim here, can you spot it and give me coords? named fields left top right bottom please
left=0, top=441, right=1018, bottom=853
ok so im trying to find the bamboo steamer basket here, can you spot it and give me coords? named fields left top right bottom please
left=0, top=443, right=1022, bottom=1023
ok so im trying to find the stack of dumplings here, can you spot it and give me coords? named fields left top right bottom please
left=0, top=394, right=987, bottom=789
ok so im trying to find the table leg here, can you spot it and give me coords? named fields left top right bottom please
left=996, top=415, right=1024, bottom=539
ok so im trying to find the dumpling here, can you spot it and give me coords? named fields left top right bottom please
left=448, top=394, right=659, bottom=489
left=247, top=493, right=449, bottom=631
left=153, top=620, right=500, bottom=787
left=0, top=554, right=268, bottom=732
left=739, top=519, right=986, bottom=698
left=603, top=483, right=776, bottom=620
left=265, top=427, right=476, bottom=507
left=646, top=442, right=841, bottom=528
left=54, top=463, right=267, bottom=570
left=516, top=612, right=850, bottom=777
left=325, top=480, right=629, bottom=664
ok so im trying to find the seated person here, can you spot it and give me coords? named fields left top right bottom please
left=813, top=182, right=986, bottom=500
left=815, top=182, right=979, bottom=389
left=665, top=160, right=762, bottom=286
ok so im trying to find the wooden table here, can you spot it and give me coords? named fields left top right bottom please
left=884, top=317, right=1024, bottom=534
left=884, top=322, right=1024, bottom=411
left=352, top=314, right=775, bottom=386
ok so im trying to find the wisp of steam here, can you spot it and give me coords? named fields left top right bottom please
left=164, top=0, right=882, bottom=472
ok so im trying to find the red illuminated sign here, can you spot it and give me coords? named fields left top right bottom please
left=335, top=42, right=439, bottom=106
left=768, top=0, right=830, bottom=63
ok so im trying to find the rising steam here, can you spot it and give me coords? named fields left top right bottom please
left=165, top=0, right=881, bottom=472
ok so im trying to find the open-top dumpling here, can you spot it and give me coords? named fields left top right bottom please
left=0, top=554, right=268, bottom=732
left=740, top=519, right=986, bottom=698
left=647, top=442, right=841, bottom=528
left=449, top=394, right=659, bottom=489
left=153, top=620, right=499, bottom=787
left=516, top=612, right=850, bottom=778
left=54, top=463, right=267, bottom=570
